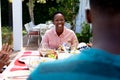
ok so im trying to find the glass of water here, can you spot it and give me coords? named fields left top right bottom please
left=38, top=43, right=48, bottom=57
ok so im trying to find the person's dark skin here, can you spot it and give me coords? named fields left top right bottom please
left=0, top=43, right=13, bottom=71
left=53, top=13, right=65, bottom=36
left=86, top=7, right=120, bottom=54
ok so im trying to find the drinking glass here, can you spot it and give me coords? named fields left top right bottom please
left=25, top=56, right=40, bottom=72
left=38, top=43, right=48, bottom=57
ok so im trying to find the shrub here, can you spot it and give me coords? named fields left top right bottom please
left=22, top=30, right=27, bottom=36
left=76, top=22, right=92, bottom=43
left=2, top=26, right=13, bottom=45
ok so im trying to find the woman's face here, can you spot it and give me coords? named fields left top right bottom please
left=53, top=13, right=65, bottom=32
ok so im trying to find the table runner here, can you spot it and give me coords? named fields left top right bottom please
left=10, top=51, right=35, bottom=71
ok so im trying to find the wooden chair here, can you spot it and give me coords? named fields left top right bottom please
left=24, top=23, right=41, bottom=46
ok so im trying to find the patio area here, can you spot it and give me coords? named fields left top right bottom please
left=22, top=35, right=39, bottom=51
left=9, top=35, right=39, bottom=62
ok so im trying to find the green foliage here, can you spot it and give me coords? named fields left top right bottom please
left=76, top=22, right=92, bottom=43
left=49, top=0, right=80, bottom=25
left=49, top=7, right=57, bottom=17
left=2, top=0, right=79, bottom=27
left=76, top=33, right=81, bottom=42
left=2, top=27, right=27, bottom=45
left=22, top=30, right=27, bottom=36
left=37, top=0, right=46, bottom=3
left=2, top=27, right=13, bottom=45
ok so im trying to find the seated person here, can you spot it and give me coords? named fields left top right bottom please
left=0, top=43, right=13, bottom=72
left=28, top=0, right=120, bottom=79
left=41, top=11, right=79, bottom=50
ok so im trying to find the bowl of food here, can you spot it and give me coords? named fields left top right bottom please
left=39, top=49, right=58, bottom=59
left=45, top=49, right=58, bottom=59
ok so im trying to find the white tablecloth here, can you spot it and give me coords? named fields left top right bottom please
left=2, top=51, right=75, bottom=80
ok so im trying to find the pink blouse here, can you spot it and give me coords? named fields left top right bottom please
left=41, top=27, right=79, bottom=49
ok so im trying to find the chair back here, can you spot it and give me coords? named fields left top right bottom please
left=39, top=24, right=48, bottom=36
left=24, top=23, right=33, bottom=33
left=29, top=21, right=35, bottom=27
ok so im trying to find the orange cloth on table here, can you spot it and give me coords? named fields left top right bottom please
left=41, top=27, right=78, bottom=49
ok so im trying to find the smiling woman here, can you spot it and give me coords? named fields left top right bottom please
left=41, top=11, right=79, bottom=50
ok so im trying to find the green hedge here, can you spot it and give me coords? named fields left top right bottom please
left=76, top=22, right=92, bottom=43
left=2, top=27, right=13, bottom=45
left=2, top=27, right=27, bottom=45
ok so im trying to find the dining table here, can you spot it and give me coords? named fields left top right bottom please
left=1, top=50, right=74, bottom=80
left=2, top=51, right=38, bottom=80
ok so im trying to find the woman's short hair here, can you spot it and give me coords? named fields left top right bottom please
left=52, top=11, right=65, bottom=21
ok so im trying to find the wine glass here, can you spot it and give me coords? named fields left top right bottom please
left=25, top=56, right=40, bottom=72
left=38, top=43, right=48, bottom=57
left=62, top=42, right=71, bottom=53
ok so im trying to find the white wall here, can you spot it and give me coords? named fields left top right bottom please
left=75, top=0, right=89, bottom=33
left=13, top=0, right=23, bottom=51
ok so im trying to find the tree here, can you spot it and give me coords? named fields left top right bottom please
left=24, top=0, right=79, bottom=30
left=49, top=0, right=79, bottom=30
left=26, top=0, right=35, bottom=23
left=26, top=0, right=46, bottom=24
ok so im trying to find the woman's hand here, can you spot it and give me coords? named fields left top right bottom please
left=87, top=43, right=93, bottom=47
left=0, top=43, right=13, bottom=55
left=0, top=43, right=13, bottom=70
left=0, top=54, right=9, bottom=70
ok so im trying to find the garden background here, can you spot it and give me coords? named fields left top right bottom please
left=1, top=0, right=92, bottom=45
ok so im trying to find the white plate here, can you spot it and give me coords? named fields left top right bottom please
left=58, top=53, right=73, bottom=60
left=19, top=56, right=41, bottom=63
left=22, top=56, right=55, bottom=71
left=5, top=70, right=30, bottom=79
left=19, top=56, right=55, bottom=63
left=18, top=56, right=32, bottom=63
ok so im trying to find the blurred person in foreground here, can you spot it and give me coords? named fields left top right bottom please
left=41, top=11, right=78, bottom=50
left=0, top=43, right=13, bottom=72
left=27, top=0, right=120, bottom=80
